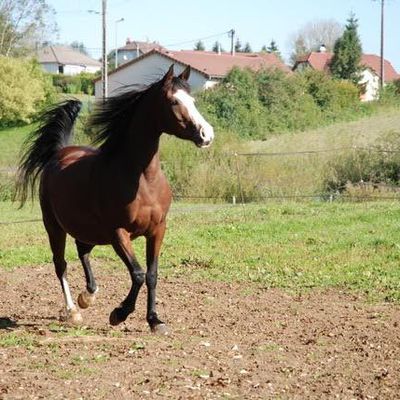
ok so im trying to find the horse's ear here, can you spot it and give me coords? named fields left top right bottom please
left=178, top=65, right=191, bottom=81
left=162, top=64, right=174, bottom=86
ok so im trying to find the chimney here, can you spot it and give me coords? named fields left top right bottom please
left=126, top=37, right=132, bottom=45
left=319, top=44, right=327, bottom=53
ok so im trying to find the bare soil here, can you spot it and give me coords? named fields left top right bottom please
left=0, top=264, right=399, bottom=399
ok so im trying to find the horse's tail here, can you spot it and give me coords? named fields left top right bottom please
left=15, top=99, right=82, bottom=207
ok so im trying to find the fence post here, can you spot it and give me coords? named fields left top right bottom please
left=234, top=152, right=246, bottom=219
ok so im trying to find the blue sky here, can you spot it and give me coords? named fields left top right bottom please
left=48, top=0, right=400, bottom=70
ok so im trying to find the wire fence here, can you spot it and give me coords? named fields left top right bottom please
left=1, top=145, right=400, bottom=226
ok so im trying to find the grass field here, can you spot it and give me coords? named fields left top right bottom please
left=1, top=110, right=400, bottom=302
left=1, top=200, right=400, bottom=302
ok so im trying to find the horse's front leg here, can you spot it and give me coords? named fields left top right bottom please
left=109, top=229, right=145, bottom=326
left=146, top=222, right=167, bottom=334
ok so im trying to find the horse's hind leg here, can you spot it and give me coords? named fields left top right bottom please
left=76, top=240, right=98, bottom=309
left=43, top=217, right=82, bottom=324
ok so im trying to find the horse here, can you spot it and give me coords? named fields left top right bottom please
left=16, top=65, right=214, bottom=334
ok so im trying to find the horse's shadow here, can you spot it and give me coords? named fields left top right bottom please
left=0, top=317, right=18, bottom=330
left=0, top=316, right=58, bottom=331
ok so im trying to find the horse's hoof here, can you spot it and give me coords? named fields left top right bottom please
left=78, top=291, right=96, bottom=309
left=109, top=308, right=126, bottom=326
left=151, top=323, right=169, bottom=335
left=63, top=308, right=83, bottom=325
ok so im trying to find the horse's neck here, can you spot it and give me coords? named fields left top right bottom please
left=114, top=119, right=162, bottom=179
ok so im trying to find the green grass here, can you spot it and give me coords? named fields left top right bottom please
left=1, top=201, right=400, bottom=302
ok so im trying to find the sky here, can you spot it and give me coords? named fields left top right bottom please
left=47, top=0, right=400, bottom=70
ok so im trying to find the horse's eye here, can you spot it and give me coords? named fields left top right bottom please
left=171, top=99, right=179, bottom=106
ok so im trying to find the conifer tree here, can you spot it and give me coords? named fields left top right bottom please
left=266, top=39, right=282, bottom=59
left=243, top=42, right=252, bottom=53
left=194, top=40, right=205, bottom=51
left=212, top=41, right=224, bottom=53
left=330, top=13, right=362, bottom=83
left=234, top=38, right=242, bottom=52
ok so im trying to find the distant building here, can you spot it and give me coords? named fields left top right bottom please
left=95, top=49, right=291, bottom=98
left=37, top=46, right=101, bottom=75
left=116, top=38, right=166, bottom=67
left=293, top=51, right=400, bottom=101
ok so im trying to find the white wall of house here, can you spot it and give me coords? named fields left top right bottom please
left=95, top=53, right=212, bottom=98
left=40, top=62, right=100, bottom=76
left=359, top=69, right=380, bottom=102
left=41, top=63, right=60, bottom=74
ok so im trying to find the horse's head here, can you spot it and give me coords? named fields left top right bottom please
left=158, top=65, right=214, bottom=148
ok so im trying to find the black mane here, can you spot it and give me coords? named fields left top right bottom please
left=88, top=76, right=190, bottom=154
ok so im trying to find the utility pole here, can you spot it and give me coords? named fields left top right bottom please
left=102, top=0, right=108, bottom=99
left=380, top=0, right=385, bottom=89
left=115, top=17, right=124, bottom=69
left=229, top=29, right=235, bottom=56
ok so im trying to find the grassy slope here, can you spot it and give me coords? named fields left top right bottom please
left=1, top=201, right=400, bottom=302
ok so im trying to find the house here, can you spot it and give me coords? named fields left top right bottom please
left=37, top=46, right=101, bottom=75
left=95, top=49, right=290, bottom=98
left=293, top=50, right=400, bottom=101
left=116, top=38, right=166, bottom=67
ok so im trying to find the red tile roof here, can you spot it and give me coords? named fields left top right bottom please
left=360, top=54, right=399, bottom=81
left=104, top=49, right=291, bottom=80
left=294, top=51, right=399, bottom=82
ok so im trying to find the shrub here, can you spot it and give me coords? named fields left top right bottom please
left=324, top=130, right=400, bottom=193
left=52, top=72, right=95, bottom=95
left=0, top=57, right=55, bottom=127
left=196, top=68, right=364, bottom=139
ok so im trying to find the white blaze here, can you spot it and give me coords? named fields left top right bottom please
left=173, top=89, right=214, bottom=146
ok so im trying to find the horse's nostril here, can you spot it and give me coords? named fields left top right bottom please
left=199, top=128, right=206, bottom=140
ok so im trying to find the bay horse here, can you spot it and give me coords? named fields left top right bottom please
left=16, top=65, right=214, bottom=334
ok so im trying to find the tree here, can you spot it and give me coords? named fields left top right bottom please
left=266, top=39, right=282, bottom=59
left=261, top=44, right=267, bottom=52
left=330, top=14, right=362, bottom=83
left=0, top=56, right=55, bottom=125
left=212, top=41, right=225, bottom=53
left=194, top=40, right=205, bottom=51
left=70, top=41, right=89, bottom=56
left=243, top=42, right=252, bottom=53
left=289, top=18, right=343, bottom=64
left=0, top=0, right=57, bottom=57
left=234, top=38, right=242, bottom=53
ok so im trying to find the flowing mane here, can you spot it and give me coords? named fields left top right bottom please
left=88, top=76, right=191, bottom=153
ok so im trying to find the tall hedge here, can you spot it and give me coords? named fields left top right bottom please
left=196, top=67, right=362, bottom=139
left=0, top=57, right=55, bottom=127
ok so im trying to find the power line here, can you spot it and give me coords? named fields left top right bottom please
left=165, top=30, right=233, bottom=48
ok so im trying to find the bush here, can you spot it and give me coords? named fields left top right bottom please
left=0, top=57, right=55, bottom=127
left=324, top=130, right=400, bottom=193
left=196, top=68, right=363, bottom=139
left=52, top=72, right=95, bottom=95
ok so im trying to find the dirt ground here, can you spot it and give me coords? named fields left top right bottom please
left=0, top=264, right=399, bottom=400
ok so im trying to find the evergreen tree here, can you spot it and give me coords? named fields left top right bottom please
left=70, top=41, right=89, bottom=56
left=234, top=38, right=242, bottom=52
left=212, top=41, right=224, bottom=53
left=243, top=42, right=252, bottom=53
left=266, top=40, right=278, bottom=53
left=330, top=13, right=362, bottom=83
left=290, top=36, right=307, bottom=65
left=261, top=44, right=268, bottom=52
left=194, top=40, right=205, bottom=51
left=266, top=39, right=282, bottom=59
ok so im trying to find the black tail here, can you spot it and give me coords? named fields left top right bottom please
left=15, top=99, right=82, bottom=206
